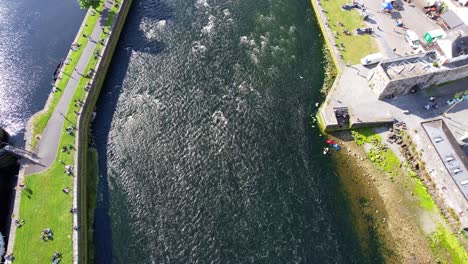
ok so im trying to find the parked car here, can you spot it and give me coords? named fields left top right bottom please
left=342, top=3, right=359, bottom=10
left=405, top=30, right=420, bottom=49
left=360, top=53, right=383, bottom=66
left=356, top=27, right=373, bottom=35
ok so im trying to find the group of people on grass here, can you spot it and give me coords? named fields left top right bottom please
left=40, top=228, right=53, bottom=241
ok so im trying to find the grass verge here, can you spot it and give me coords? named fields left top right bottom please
left=431, top=224, right=468, bottom=263
left=351, top=128, right=400, bottom=176
left=13, top=1, right=119, bottom=261
left=29, top=1, right=105, bottom=149
left=14, top=46, right=99, bottom=263
left=318, top=0, right=378, bottom=64
left=351, top=127, right=468, bottom=262
left=412, top=178, right=436, bottom=212
left=321, top=45, right=337, bottom=94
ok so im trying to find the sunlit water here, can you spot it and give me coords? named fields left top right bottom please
left=93, top=0, right=371, bottom=263
left=0, top=0, right=84, bottom=142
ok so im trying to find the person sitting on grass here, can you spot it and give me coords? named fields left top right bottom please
left=41, top=228, right=53, bottom=241
left=14, top=219, right=25, bottom=227
left=52, top=251, right=62, bottom=263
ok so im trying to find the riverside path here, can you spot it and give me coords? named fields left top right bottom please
left=26, top=1, right=112, bottom=175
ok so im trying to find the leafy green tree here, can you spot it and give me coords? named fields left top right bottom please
left=77, top=0, right=99, bottom=9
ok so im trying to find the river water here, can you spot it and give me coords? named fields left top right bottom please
left=92, top=0, right=377, bottom=263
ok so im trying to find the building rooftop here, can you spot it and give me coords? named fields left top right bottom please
left=381, top=52, right=439, bottom=80
left=422, top=120, right=468, bottom=201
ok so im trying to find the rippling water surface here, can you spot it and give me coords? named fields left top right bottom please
left=0, top=0, right=84, bottom=140
left=94, top=0, right=368, bottom=263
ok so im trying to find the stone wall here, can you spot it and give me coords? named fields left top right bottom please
left=74, top=0, right=133, bottom=263
left=368, top=66, right=390, bottom=96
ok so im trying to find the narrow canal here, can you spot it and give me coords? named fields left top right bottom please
left=0, top=0, right=85, bottom=141
left=93, top=0, right=380, bottom=263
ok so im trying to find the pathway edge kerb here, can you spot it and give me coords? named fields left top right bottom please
left=74, top=0, right=133, bottom=263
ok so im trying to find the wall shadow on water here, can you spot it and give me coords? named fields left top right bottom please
left=0, top=165, right=19, bottom=245
left=92, top=1, right=171, bottom=263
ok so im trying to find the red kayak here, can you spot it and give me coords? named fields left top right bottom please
left=326, top=139, right=335, bottom=145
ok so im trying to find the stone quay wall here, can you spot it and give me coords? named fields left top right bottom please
left=73, top=0, right=133, bottom=263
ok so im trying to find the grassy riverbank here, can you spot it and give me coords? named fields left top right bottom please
left=14, top=56, right=96, bottom=262
left=317, top=0, right=378, bottom=64
left=12, top=1, right=120, bottom=261
left=320, top=46, right=337, bottom=94
left=348, top=128, right=468, bottom=263
left=28, top=1, right=105, bottom=149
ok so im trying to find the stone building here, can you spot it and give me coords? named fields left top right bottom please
left=368, top=52, right=468, bottom=99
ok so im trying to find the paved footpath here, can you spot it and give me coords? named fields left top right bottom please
left=5, top=1, right=114, bottom=261
left=27, top=1, right=112, bottom=175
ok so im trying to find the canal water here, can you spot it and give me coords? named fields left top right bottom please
left=93, top=0, right=380, bottom=263
left=0, top=0, right=85, bottom=142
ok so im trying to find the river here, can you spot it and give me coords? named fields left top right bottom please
left=92, top=0, right=379, bottom=263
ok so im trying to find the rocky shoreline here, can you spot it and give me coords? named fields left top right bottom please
left=322, top=128, right=468, bottom=262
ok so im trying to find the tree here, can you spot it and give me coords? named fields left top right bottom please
left=77, top=0, right=99, bottom=9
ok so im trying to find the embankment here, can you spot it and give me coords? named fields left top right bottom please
left=74, top=0, right=133, bottom=262
left=309, top=0, right=342, bottom=132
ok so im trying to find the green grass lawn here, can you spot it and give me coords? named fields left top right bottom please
left=351, top=128, right=400, bottom=175
left=431, top=225, right=468, bottom=264
left=14, top=50, right=99, bottom=264
left=318, top=0, right=378, bottom=64
left=412, top=178, right=436, bottom=211
left=13, top=2, right=120, bottom=262
left=29, top=1, right=105, bottom=149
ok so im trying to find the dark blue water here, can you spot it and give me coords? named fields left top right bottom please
left=93, top=0, right=374, bottom=263
left=0, top=0, right=85, bottom=142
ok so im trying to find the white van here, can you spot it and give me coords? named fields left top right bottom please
left=405, top=30, right=420, bottom=49
left=360, top=53, right=383, bottom=66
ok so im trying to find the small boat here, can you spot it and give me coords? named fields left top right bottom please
left=53, top=60, right=64, bottom=81
left=323, top=147, right=330, bottom=155
left=325, top=139, right=335, bottom=145
left=332, top=144, right=341, bottom=151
